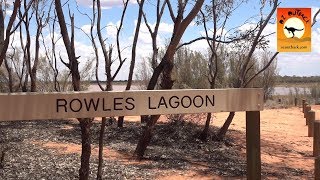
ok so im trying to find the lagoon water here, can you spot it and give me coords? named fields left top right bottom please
left=88, top=84, right=310, bottom=96
left=273, top=87, right=310, bottom=95
left=88, top=84, right=140, bottom=92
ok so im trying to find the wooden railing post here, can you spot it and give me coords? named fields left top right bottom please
left=308, top=110, right=315, bottom=137
left=305, top=105, right=311, bottom=125
left=246, top=111, right=261, bottom=180
left=314, top=121, right=320, bottom=157
left=294, top=97, right=298, bottom=106
left=302, top=99, right=306, bottom=112
left=304, top=103, right=309, bottom=117
left=316, top=156, right=320, bottom=179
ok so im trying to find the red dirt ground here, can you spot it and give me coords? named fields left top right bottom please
left=34, top=106, right=318, bottom=179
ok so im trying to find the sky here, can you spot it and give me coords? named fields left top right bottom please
left=9, top=0, right=320, bottom=80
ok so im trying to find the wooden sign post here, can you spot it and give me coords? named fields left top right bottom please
left=0, top=88, right=264, bottom=179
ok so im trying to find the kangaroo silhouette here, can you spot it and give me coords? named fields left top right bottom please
left=284, top=26, right=304, bottom=38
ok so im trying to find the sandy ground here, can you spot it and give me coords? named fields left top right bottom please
left=156, top=106, right=316, bottom=179
left=214, top=106, right=314, bottom=179
left=33, top=105, right=318, bottom=179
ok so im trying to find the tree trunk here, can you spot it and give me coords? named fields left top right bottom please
left=134, top=115, right=160, bottom=159
left=118, top=0, right=145, bottom=128
left=30, top=27, right=41, bottom=92
left=126, top=0, right=145, bottom=90
left=134, top=0, right=205, bottom=158
left=160, top=60, right=174, bottom=89
left=117, top=116, right=124, bottom=128
left=217, top=112, right=235, bottom=140
left=22, top=72, right=28, bottom=92
left=55, top=1, right=89, bottom=179
left=0, top=0, right=21, bottom=67
left=3, top=59, right=13, bottom=92
left=134, top=56, right=173, bottom=158
left=97, top=117, right=106, bottom=180
left=79, top=119, right=92, bottom=180
left=199, top=113, right=212, bottom=141
left=30, top=73, right=36, bottom=92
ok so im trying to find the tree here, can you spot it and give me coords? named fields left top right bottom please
left=217, top=0, right=279, bottom=140
left=0, top=0, right=34, bottom=92
left=29, top=0, right=51, bottom=92
left=117, top=0, right=146, bottom=127
left=198, top=0, right=237, bottom=141
left=87, top=0, right=129, bottom=178
left=135, top=0, right=205, bottom=158
left=54, top=0, right=93, bottom=179
left=0, top=0, right=22, bottom=67
left=177, top=0, right=260, bottom=140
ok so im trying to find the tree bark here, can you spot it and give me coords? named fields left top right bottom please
left=118, top=0, right=144, bottom=128
left=30, top=27, right=41, bottom=92
left=4, top=59, right=13, bottom=92
left=0, top=0, right=21, bottom=67
left=55, top=0, right=80, bottom=91
left=199, top=113, right=212, bottom=141
left=79, top=119, right=92, bottom=180
left=97, top=117, right=106, bottom=180
left=135, top=115, right=160, bottom=158
left=117, top=116, right=124, bottom=128
left=21, top=0, right=32, bottom=92
left=217, top=112, right=235, bottom=140
left=126, top=0, right=145, bottom=90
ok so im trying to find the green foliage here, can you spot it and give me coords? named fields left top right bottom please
left=173, top=47, right=209, bottom=89
left=38, top=57, right=94, bottom=92
left=309, top=84, right=320, bottom=104
left=135, top=59, right=153, bottom=90
left=255, top=51, right=278, bottom=100
left=277, top=76, right=320, bottom=84
left=0, top=67, right=9, bottom=92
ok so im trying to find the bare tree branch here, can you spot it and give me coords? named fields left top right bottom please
left=312, top=9, right=320, bottom=27
left=165, top=0, right=175, bottom=22
left=113, top=0, right=129, bottom=81
left=126, top=0, right=145, bottom=90
left=239, top=0, right=279, bottom=88
left=0, top=0, right=22, bottom=66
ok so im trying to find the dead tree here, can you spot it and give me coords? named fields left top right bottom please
left=134, top=0, right=205, bottom=158
left=54, top=0, right=93, bottom=179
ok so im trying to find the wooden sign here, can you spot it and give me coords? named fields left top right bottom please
left=0, top=88, right=263, bottom=121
